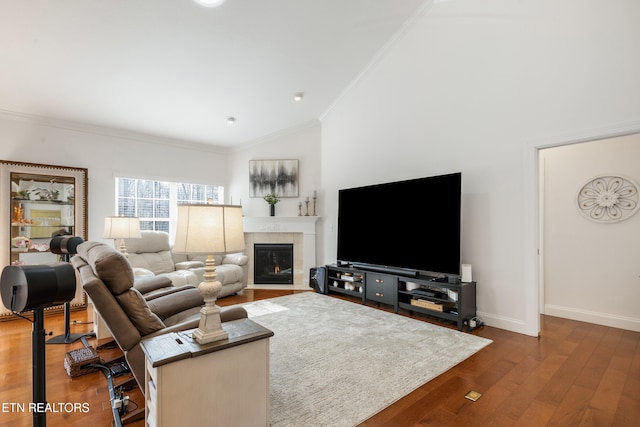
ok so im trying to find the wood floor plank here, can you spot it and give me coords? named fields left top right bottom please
left=578, top=406, right=616, bottom=427
left=535, top=324, right=606, bottom=407
left=516, top=400, right=556, bottom=427
left=573, top=327, right=622, bottom=391
left=488, top=352, right=567, bottom=423
left=545, top=384, right=594, bottom=427
left=590, top=365, right=628, bottom=412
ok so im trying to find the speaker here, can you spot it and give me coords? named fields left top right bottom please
left=461, top=264, right=472, bottom=282
left=50, top=236, right=84, bottom=255
left=0, top=263, right=76, bottom=312
left=309, top=266, right=326, bottom=294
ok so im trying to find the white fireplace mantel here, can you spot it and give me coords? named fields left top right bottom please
left=243, top=216, right=319, bottom=234
left=243, top=216, right=319, bottom=289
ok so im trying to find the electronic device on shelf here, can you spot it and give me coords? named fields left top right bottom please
left=411, top=289, right=448, bottom=300
left=337, top=172, right=461, bottom=279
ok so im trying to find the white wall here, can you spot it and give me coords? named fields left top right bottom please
left=0, top=114, right=230, bottom=243
left=541, top=134, right=640, bottom=331
left=227, top=122, right=321, bottom=218
left=319, top=0, right=640, bottom=335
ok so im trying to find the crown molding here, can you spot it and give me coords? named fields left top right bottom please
left=0, top=108, right=232, bottom=154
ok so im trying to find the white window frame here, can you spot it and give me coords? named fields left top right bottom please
left=115, top=177, right=224, bottom=242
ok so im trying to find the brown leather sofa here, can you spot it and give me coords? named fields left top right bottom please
left=71, top=241, right=247, bottom=391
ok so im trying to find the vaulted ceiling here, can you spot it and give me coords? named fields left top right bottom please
left=1, top=0, right=427, bottom=148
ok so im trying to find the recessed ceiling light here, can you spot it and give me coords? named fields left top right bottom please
left=226, top=116, right=236, bottom=125
left=194, top=0, right=225, bottom=7
left=293, top=92, right=304, bottom=102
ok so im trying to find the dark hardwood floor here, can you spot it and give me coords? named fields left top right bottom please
left=0, top=289, right=638, bottom=426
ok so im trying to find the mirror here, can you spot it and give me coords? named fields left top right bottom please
left=0, top=160, right=88, bottom=316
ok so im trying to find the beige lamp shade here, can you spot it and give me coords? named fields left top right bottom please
left=103, top=216, right=141, bottom=239
left=173, top=204, right=245, bottom=254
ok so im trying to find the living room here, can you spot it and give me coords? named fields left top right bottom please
left=1, top=0, right=639, bottom=426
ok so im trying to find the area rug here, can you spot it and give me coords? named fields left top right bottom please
left=240, top=292, right=492, bottom=427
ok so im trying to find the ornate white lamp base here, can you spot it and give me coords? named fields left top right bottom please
left=193, top=303, right=228, bottom=344
left=192, top=255, right=229, bottom=344
left=118, top=239, right=129, bottom=256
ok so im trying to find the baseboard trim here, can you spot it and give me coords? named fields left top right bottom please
left=544, top=304, right=640, bottom=332
left=475, top=311, right=533, bottom=336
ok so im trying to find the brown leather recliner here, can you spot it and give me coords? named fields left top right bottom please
left=71, top=241, right=247, bottom=391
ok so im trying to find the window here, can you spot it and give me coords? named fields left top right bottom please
left=116, top=178, right=223, bottom=234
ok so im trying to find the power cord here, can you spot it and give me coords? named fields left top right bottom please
left=113, top=384, right=139, bottom=416
left=468, top=316, right=484, bottom=330
left=112, top=387, right=130, bottom=416
left=84, top=363, right=126, bottom=427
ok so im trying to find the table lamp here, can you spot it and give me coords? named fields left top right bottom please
left=173, top=204, right=245, bottom=344
left=103, top=216, right=141, bottom=255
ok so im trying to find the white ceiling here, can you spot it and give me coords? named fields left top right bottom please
left=0, top=0, right=427, bottom=149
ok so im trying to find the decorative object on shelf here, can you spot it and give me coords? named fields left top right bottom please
left=461, top=264, right=472, bottom=283
left=11, top=236, right=30, bottom=249
left=103, top=216, right=141, bottom=255
left=249, top=159, right=299, bottom=198
left=11, top=179, right=32, bottom=200
left=263, top=193, right=280, bottom=216
left=298, top=202, right=303, bottom=216
left=173, top=204, right=245, bottom=344
left=304, top=196, right=309, bottom=216
left=12, top=206, right=24, bottom=223
left=576, top=174, right=639, bottom=223
left=30, top=243, right=49, bottom=252
left=312, top=190, right=317, bottom=216
left=34, top=187, right=58, bottom=201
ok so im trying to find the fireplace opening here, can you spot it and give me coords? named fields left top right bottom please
left=254, top=243, right=294, bottom=284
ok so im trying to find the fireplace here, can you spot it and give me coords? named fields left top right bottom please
left=243, top=216, right=319, bottom=289
left=254, top=244, right=294, bottom=285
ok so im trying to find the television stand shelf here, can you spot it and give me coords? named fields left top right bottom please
left=325, top=264, right=366, bottom=303
left=323, top=264, right=477, bottom=331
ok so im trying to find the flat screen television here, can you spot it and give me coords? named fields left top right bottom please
left=337, top=172, right=461, bottom=278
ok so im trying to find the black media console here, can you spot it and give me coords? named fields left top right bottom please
left=322, top=264, right=477, bottom=332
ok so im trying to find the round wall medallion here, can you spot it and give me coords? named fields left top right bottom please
left=576, top=175, right=639, bottom=223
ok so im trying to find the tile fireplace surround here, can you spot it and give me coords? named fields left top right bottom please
left=243, top=216, right=319, bottom=290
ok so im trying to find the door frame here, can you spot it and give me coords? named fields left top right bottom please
left=523, top=121, right=640, bottom=336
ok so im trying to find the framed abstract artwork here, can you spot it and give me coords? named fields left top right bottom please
left=249, top=159, right=299, bottom=197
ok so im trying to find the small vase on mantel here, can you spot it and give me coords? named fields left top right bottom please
left=263, top=194, right=280, bottom=217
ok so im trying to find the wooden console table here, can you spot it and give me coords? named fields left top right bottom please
left=140, top=318, right=274, bottom=427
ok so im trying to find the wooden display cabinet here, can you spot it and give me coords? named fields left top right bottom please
left=0, top=160, right=88, bottom=317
